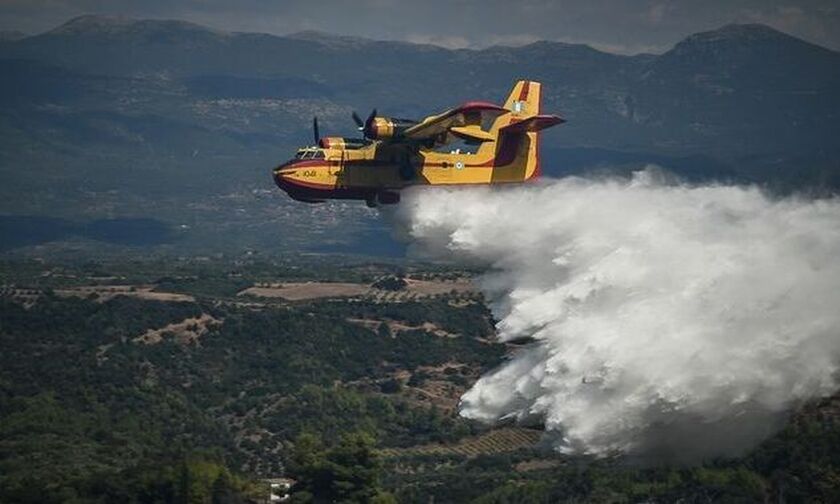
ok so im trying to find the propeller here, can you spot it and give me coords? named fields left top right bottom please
left=352, top=109, right=377, bottom=138
left=352, top=111, right=364, bottom=129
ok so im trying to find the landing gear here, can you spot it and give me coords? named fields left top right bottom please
left=366, top=191, right=401, bottom=208
left=377, top=191, right=400, bottom=205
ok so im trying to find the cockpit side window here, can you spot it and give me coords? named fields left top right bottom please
left=294, top=149, right=324, bottom=160
left=295, top=150, right=325, bottom=160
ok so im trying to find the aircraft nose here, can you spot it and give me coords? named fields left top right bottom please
left=273, top=163, right=301, bottom=191
left=273, top=164, right=288, bottom=185
left=273, top=168, right=287, bottom=186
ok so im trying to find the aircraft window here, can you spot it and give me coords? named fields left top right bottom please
left=431, top=139, right=479, bottom=154
left=295, top=150, right=324, bottom=160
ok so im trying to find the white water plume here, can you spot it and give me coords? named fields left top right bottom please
left=392, top=170, right=840, bottom=462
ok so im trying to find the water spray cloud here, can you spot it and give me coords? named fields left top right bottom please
left=392, top=170, right=840, bottom=461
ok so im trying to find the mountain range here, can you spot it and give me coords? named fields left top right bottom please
left=1, top=15, right=839, bottom=254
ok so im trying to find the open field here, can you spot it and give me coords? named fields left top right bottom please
left=239, top=282, right=369, bottom=300
left=1, top=285, right=196, bottom=306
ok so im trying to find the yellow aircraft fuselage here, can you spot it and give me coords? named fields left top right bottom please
left=273, top=81, right=562, bottom=206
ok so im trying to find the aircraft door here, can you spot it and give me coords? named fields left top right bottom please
left=328, top=151, right=343, bottom=179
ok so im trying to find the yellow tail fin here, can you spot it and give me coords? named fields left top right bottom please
left=478, top=80, right=546, bottom=180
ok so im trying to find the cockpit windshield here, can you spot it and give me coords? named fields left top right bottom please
left=294, top=148, right=325, bottom=160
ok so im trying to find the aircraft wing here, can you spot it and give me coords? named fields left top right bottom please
left=401, top=101, right=507, bottom=142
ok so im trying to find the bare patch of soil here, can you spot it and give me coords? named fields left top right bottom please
left=514, top=459, right=564, bottom=472
left=345, top=317, right=458, bottom=338
left=0, top=287, right=41, bottom=308
left=133, top=313, right=222, bottom=346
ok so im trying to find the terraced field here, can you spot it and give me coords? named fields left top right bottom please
left=380, top=427, right=543, bottom=458
left=237, top=278, right=474, bottom=302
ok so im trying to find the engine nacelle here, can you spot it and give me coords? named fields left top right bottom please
left=367, top=117, right=417, bottom=140
left=319, top=137, right=370, bottom=150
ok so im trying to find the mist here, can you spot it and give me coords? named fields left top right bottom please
left=391, top=169, right=840, bottom=462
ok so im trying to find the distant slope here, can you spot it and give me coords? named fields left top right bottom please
left=3, top=16, right=837, bottom=158
left=0, top=30, right=27, bottom=42
left=1, top=16, right=839, bottom=253
left=630, top=24, right=840, bottom=156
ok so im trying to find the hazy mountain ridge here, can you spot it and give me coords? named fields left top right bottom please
left=0, top=30, right=27, bottom=41
left=1, top=15, right=839, bottom=254
left=4, top=15, right=837, bottom=148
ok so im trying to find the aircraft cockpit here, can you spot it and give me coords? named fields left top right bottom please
left=294, top=147, right=325, bottom=160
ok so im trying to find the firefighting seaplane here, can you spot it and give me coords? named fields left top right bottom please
left=272, top=80, right=563, bottom=207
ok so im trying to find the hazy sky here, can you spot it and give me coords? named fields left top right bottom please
left=1, top=0, right=838, bottom=54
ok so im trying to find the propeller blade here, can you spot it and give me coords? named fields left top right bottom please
left=313, top=116, right=320, bottom=145
left=352, top=111, right=364, bottom=129
left=363, top=109, right=377, bottom=138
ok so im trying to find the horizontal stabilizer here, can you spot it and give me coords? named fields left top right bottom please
left=500, top=114, right=565, bottom=134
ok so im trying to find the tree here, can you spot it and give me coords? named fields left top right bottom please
left=289, top=432, right=395, bottom=503
left=211, top=471, right=241, bottom=504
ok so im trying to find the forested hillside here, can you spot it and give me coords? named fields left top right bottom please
left=2, top=257, right=840, bottom=502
